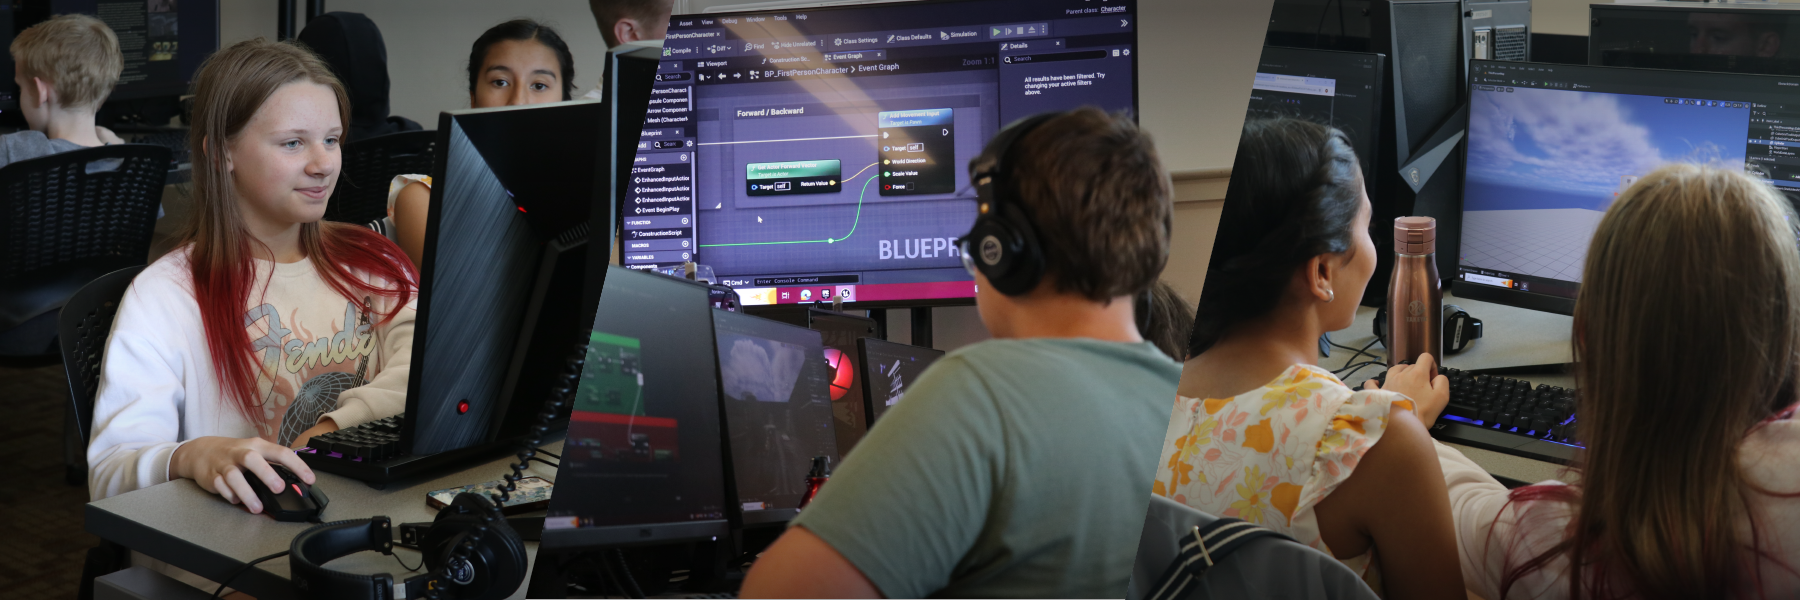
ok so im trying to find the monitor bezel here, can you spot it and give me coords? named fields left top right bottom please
left=646, top=0, right=1142, bottom=309
left=540, top=520, right=731, bottom=550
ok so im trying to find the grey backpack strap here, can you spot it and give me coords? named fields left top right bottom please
left=1144, top=517, right=1298, bottom=600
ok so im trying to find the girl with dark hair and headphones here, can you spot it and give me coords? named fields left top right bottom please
left=1149, top=117, right=1463, bottom=599
left=741, top=107, right=1181, bottom=598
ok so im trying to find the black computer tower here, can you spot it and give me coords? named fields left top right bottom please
left=1268, top=0, right=1470, bottom=305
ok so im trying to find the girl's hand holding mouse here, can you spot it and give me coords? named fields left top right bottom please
left=170, top=437, right=316, bottom=514
left=1364, top=353, right=1451, bottom=423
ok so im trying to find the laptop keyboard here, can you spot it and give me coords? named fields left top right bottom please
left=303, top=415, right=404, bottom=462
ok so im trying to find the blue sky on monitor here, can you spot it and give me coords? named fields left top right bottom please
left=1467, top=87, right=1749, bottom=200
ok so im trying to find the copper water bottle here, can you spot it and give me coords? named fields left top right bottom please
left=1387, top=217, right=1441, bottom=369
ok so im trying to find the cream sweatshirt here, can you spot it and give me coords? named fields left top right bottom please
left=87, top=246, right=415, bottom=501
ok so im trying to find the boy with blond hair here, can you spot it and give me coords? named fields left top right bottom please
left=4, top=14, right=124, bottom=167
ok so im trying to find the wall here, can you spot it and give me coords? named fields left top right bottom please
left=227, top=1, right=610, bottom=128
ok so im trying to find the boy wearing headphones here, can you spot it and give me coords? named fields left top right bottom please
left=741, top=107, right=1179, bottom=598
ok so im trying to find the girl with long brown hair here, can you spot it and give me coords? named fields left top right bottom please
left=87, top=38, right=417, bottom=517
left=1434, top=163, right=1800, bottom=599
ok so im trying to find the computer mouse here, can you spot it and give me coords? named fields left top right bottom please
left=248, top=464, right=329, bottom=522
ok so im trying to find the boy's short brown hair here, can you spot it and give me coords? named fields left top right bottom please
left=973, top=107, right=1173, bottom=301
left=11, top=14, right=123, bottom=109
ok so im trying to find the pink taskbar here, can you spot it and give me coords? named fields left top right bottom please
left=733, top=280, right=975, bottom=305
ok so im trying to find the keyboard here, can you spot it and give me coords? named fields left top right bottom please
left=299, top=414, right=529, bottom=488
left=304, top=415, right=403, bottom=462
left=1368, top=367, right=1582, bottom=464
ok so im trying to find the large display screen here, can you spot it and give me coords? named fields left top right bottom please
left=622, top=0, right=1139, bottom=306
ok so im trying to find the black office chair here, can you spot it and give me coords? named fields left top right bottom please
left=58, top=265, right=142, bottom=599
left=323, top=130, right=436, bottom=225
left=58, top=264, right=144, bottom=485
left=0, top=144, right=170, bottom=364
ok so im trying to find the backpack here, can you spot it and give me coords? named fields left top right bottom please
left=1128, top=495, right=1379, bottom=600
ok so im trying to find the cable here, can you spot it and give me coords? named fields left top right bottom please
left=391, top=548, right=424, bottom=572
left=613, top=548, right=646, bottom=599
left=1330, top=338, right=1384, bottom=367
left=423, top=339, right=585, bottom=600
left=1335, top=360, right=1386, bottom=383
left=529, top=456, right=559, bottom=469
left=211, top=550, right=289, bottom=599
left=536, top=448, right=561, bottom=460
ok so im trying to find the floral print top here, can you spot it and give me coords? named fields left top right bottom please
left=1151, top=364, right=1414, bottom=587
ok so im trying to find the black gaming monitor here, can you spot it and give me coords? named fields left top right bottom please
left=1457, top=59, right=1800, bottom=315
left=1591, top=2, right=1800, bottom=76
left=711, top=309, right=839, bottom=527
left=622, top=0, right=1140, bottom=308
left=543, top=267, right=730, bottom=548
left=856, top=337, right=945, bottom=424
left=404, top=100, right=611, bottom=456
left=1247, top=46, right=1386, bottom=185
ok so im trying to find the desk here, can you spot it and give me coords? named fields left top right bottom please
left=86, top=441, right=560, bottom=600
left=1319, top=292, right=1578, bottom=485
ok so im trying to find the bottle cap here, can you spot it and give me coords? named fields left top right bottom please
left=1394, top=216, right=1436, bottom=254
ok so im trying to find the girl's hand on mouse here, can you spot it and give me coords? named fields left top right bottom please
left=1363, top=353, right=1451, bottom=423
left=170, top=436, right=316, bottom=514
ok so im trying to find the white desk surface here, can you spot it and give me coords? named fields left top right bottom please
left=87, top=441, right=560, bottom=600
left=1320, top=292, right=1579, bottom=485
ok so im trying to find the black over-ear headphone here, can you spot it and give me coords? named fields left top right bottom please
left=289, top=493, right=527, bottom=600
left=963, top=112, right=1061, bottom=296
left=1373, top=303, right=1484, bottom=355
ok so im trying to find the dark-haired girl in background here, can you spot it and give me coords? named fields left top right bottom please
left=386, top=19, right=577, bottom=267
left=1148, top=117, right=1463, bottom=599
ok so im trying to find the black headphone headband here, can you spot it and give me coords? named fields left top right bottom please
left=291, top=517, right=432, bottom=599
left=968, top=112, right=1063, bottom=296
left=288, top=494, right=526, bottom=600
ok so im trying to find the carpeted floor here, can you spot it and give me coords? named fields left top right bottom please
left=0, top=363, right=93, bottom=599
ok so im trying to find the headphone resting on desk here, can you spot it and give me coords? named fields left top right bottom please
left=286, top=342, right=589, bottom=599
left=288, top=495, right=527, bottom=600
left=1373, top=303, right=1485, bottom=355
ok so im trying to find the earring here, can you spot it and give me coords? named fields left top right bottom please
left=1327, top=289, right=1335, bottom=303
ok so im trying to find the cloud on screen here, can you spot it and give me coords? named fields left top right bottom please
left=722, top=336, right=804, bottom=404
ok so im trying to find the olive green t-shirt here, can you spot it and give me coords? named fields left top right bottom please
left=790, top=338, right=1179, bottom=598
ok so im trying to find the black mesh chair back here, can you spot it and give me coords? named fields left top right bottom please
left=0, top=144, right=171, bottom=279
left=324, top=130, right=436, bottom=225
left=0, top=144, right=169, bottom=358
left=59, top=265, right=144, bottom=446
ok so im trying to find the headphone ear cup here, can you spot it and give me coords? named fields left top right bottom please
left=422, top=494, right=528, bottom=600
left=971, top=206, right=1045, bottom=296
